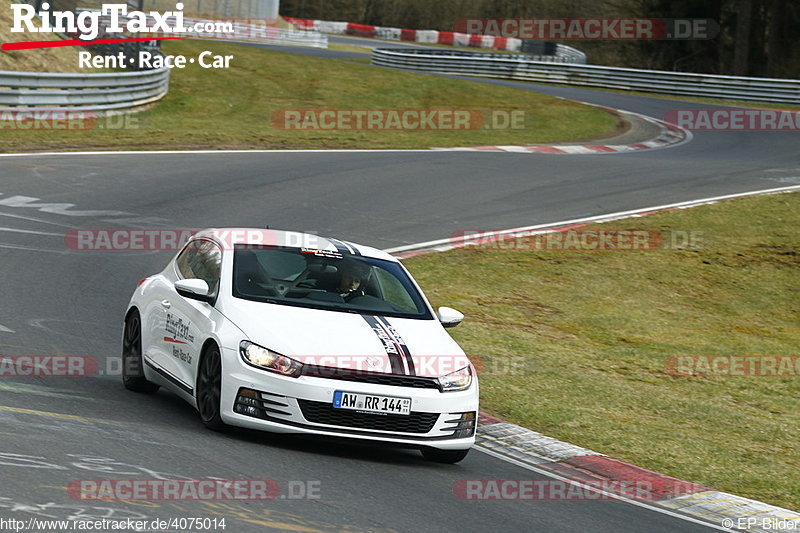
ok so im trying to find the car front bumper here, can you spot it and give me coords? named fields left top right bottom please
left=220, top=347, right=479, bottom=450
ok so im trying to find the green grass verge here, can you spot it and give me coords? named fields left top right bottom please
left=0, top=39, right=618, bottom=152
left=404, top=192, right=799, bottom=510
left=0, top=0, right=90, bottom=73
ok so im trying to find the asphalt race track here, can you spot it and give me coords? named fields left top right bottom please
left=0, top=40, right=797, bottom=533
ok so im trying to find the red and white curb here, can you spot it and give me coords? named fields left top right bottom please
left=433, top=106, right=691, bottom=155
left=283, top=16, right=523, bottom=52
left=476, top=416, right=799, bottom=532
left=387, top=185, right=800, bottom=531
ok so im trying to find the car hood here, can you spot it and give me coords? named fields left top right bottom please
left=220, top=298, right=469, bottom=377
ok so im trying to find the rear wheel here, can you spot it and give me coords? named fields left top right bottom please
left=122, top=310, right=159, bottom=393
left=421, top=447, right=470, bottom=464
left=197, top=343, right=226, bottom=431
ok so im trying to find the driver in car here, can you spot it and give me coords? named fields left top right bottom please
left=334, top=260, right=370, bottom=300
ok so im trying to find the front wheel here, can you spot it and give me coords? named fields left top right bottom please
left=122, top=310, right=159, bottom=394
left=197, top=343, right=226, bottom=431
left=421, top=447, right=470, bottom=464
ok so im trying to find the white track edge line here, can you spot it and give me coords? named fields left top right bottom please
left=474, top=445, right=736, bottom=532
left=385, top=185, right=800, bottom=254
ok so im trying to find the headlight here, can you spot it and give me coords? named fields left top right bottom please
left=438, top=365, right=472, bottom=392
left=239, top=341, right=302, bottom=378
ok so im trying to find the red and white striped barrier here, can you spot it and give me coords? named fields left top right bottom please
left=283, top=16, right=523, bottom=51
left=74, top=9, right=328, bottom=47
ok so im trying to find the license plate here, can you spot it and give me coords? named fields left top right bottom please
left=333, top=391, right=411, bottom=416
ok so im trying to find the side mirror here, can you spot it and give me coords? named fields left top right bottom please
left=175, top=279, right=213, bottom=303
left=437, top=306, right=464, bottom=328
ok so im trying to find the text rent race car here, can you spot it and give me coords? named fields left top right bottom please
left=123, top=229, right=478, bottom=463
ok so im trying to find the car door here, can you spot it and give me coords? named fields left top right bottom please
left=140, top=274, right=175, bottom=376
left=161, top=238, right=223, bottom=395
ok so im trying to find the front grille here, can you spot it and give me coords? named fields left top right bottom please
left=298, top=399, right=439, bottom=433
left=302, top=365, right=441, bottom=390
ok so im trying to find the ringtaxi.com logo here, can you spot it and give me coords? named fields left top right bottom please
left=11, top=2, right=212, bottom=41
left=271, top=109, right=526, bottom=131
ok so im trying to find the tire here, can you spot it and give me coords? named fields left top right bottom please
left=196, top=343, right=226, bottom=431
left=122, top=310, right=159, bottom=394
left=421, top=447, right=470, bottom=464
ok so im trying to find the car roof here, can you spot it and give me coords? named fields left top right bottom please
left=193, top=228, right=397, bottom=261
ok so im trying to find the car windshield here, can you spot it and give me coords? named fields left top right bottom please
left=232, top=245, right=433, bottom=319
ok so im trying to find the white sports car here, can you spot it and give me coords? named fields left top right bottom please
left=123, top=229, right=478, bottom=463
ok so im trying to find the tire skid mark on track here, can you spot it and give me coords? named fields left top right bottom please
left=0, top=211, right=80, bottom=229
left=0, top=227, right=63, bottom=237
left=0, top=405, right=116, bottom=424
left=0, top=382, right=85, bottom=399
left=0, top=192, right=175, bottom=254
left=0, top=243, right=73, bottom=254
left=28, top=318, right=106, bottom=339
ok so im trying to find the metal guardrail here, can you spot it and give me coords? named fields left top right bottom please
left=0, top=68, right=170, bottom=111
left=372, top=48, right=800, bottom=104
left=0, top=4, right=170, bottom=113
left=519, top=41, right=586, bottom=64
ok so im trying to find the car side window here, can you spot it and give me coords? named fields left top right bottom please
left=176, top=239, right=223, bottom=295
left=374, top=268, right=417, bottom=312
